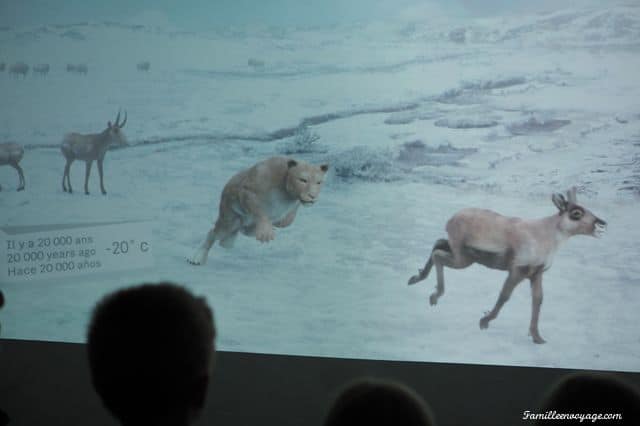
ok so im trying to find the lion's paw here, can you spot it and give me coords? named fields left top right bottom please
left=256, top=224, right=275, bottom=243
left=188, top=249, right=207, bottom=265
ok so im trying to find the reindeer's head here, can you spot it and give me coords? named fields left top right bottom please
left=552, top=187, right=606, bottom=238
left=106, top=110, right=128, bottom=146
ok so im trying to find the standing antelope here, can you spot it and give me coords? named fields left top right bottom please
left=66, top=63, right=88, bottom=75
left=407, top=188, right=606, bottom=344
left=9, top=62, right=28, bottom=78
left=136, top=61, right=150, bottom=72
left=33, top=63, right=50, bottom=76
left=0, top=142, right=25, bottom=191
left=61, top=111, right=127, bottom=195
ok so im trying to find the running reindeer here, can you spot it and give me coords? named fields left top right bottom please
left=0, top=142, right=26, bottom=191
left=61, top=111, right=127, bottom=195
left=407, top=187, right=606, bottom=344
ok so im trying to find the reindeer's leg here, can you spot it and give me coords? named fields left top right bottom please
left=63, top=159, right=73, bottom=193
left=408, top=239, right=450, bottom=285
left=429, top=243, right=473, bottom=306
left=97, top=159, right=106, bottom=195
left=84, top=160, right=93, bottom=195
left=479, top=269, right=526, bottom=330
left=66, top=164, right=73, bottom=193
left=62, top=160, right=67, bottom=192
left=529, top=270, right=545, bottom=344
left=17, top=164, right=25, bottom=191
left=10, top=162, right=25, bottom=191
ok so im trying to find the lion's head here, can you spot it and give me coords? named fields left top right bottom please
left=285, top=159, right=329, bottom=206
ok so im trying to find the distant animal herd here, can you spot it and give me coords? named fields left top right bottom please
left=0, top=61, right=151, bottom=78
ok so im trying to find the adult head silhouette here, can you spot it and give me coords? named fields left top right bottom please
left=536, top=372, right=640, bottom=425
left=87, top=282, right=216, bottom=426
left=324, top=377, right=436, bottom=426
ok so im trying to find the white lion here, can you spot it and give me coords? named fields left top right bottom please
left=189, top=156, right=329, bottom=265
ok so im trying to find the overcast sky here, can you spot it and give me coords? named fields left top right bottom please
left=0, top=0, right=605, bottom=30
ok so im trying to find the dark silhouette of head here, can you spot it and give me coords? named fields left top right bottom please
left=0, top=291, right=7, bottom=426
left=0, top=290, right=4, bottom=337
left=536, top=372, right=640, bottom=425
left=324, top=377, right=436, bottom=426
left=87, top=282, right=216, bottom=426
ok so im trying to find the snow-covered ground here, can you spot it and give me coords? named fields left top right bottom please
left=1, top=3, right=640, bottom=372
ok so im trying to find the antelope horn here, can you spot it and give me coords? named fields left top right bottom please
left=114, top=110, right=121, bottom=127
left=119, top=110, right=127, bottom=128
left=567, top=186, right=577, bottom=204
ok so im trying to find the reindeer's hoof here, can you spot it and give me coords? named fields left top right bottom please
left=17, top=187, right=24, bottom=192
left=479, top=317, right=490, bottom=329
left=187, top=258, right=202, bottom=266
left=530, top=332, right=546, bottom=344
left=408, top=275, right=420, bottom=285
left=101, top=191, right=107, bottom=195
left=429, top=293, right=439, bottom=306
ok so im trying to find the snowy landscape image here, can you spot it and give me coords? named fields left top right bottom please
left=1, top=0, right=639, bottom=372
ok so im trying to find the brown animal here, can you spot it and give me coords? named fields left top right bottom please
left=33, top=63, right=50, bottom=76
left=189, top=157, right=329, bottom=265
left=61, top=111, right=127, bottom=195
left=408, top=187, right=606, bottom=344
left=136, top=61, right=150, bottom=72
left=0, top=142, right=25, bottom=191
left=9, top=62, right=28, bottom=78
left=66, top=63, right=88, bottom=75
